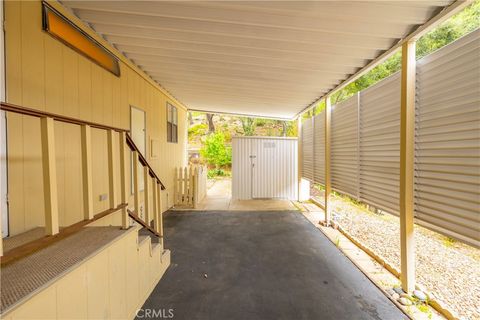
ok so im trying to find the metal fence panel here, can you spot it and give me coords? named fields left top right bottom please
left=313, top=112, right=326, bottom=185
left=415, top=29, right=480, bottom=246
left=359, top=73, right=401, bottom=215
left=331, top=96, right=359, bottom=198
left=302, top=118, right=314, bottom=181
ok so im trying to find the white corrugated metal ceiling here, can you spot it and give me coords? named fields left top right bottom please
left=61, top=1, right=456, bottom=119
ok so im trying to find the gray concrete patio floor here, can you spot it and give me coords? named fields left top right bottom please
left=139, top=210, right=406, bottom=320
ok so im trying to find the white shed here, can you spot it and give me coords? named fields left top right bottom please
left=232, top=136, right=298, bottom=200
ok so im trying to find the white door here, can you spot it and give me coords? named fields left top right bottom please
left=252, top=139, right=280, bottom=199
left=251, top=138, right=297, bottom=200
left=130, top=106, right=146, bottom=194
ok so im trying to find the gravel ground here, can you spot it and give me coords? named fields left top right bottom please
left=311, top=190, right=480, bottom=320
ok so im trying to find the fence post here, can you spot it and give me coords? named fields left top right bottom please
left=189, top=166, right=194, bottom=206
left=356, top=92, right=361, bottom=201
left=81, top=124, right=94, bottom=220
left=119, top=132, right=129, bottom=229
left=183, top=167, right=188, bottom=205
left=107, top=129, right=118, bottom=209
left=324, top=96, right=332, bottom=226
left=133, top=151, right=140, bottom=218
left=40, top=117, right=59, bottom=235
left=173, top=167, right=178, bottom=206
left=144, top=166, right=150, bottom=226
left=193, top=167, right=199, bottom=208
left=400, top=40, right=416, bottom=293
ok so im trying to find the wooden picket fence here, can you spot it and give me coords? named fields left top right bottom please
left=174, top=165, right=207, bottom=208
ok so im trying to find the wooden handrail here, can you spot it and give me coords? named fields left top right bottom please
left=127, top=209, right=162, bottom=238
left=1, top=102, right=166, bottom=190
left=0, top=102, right=128, bottom=133
left=1, top=101, right=166, bottom=255
left=126, top=134, right=166, bottom=190
left=0, top=203, right=128, bottom=266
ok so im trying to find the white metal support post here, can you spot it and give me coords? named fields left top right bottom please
left=400, top=40, right=416, bottom=293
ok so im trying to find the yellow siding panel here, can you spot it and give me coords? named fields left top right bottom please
left=91, top=128, right=109, bottom=214
left=6, top=113, right=25, bottom=235
left=56, top=265, right=88, bottom=319
left=63, top=48, right=79, bottom=118
left=87, top=251, right=110, bottom=319
left=63, top=124, right=83, bottom=225
left=5, top=0, right=22, bottom=105
left=54, top=122, right=66, bottom=226
left=91, top=64, right=104, bottom=124
left=22, top=116, right=44, bottom=231
left=78, top=56, right=92, bottom=122
left=20, top=1, right=45, bottom=111
left=44, top=37, right=63, bottom=114
left=103, top=72, right=113, bottom=127
left=10, top=286, right=57, bottom=319
left=108, top=239, right=127, bottom=319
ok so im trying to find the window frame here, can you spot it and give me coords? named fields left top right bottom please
left=167, top=102, right=178, bottom=143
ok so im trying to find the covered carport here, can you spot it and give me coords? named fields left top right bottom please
left=58, top=1, right=476, bottom=319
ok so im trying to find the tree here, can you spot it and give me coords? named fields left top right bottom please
left=276, top=120, right=287, bottom=136
left=240, top=117, right=257, bottom=136
left=200, top=132, right=232, bottom=169
left=188, top=112, right=193, bottom=125
left=206, top=113, right=215, bottom=133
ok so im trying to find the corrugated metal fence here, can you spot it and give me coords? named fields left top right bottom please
left=301, top=29, right=480, bottom=246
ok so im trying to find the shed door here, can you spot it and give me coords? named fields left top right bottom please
left=252, top=139, right=280, bottom=199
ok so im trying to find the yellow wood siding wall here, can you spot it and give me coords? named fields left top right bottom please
left=5, top=1, right=187, bottom=235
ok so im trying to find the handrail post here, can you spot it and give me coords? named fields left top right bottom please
left=144, top=166, right=151, bottom=226
left=157, top=182, right=164, bottom=248
left=152, top=177, right=158, bottom=231
left=40, top=117, right=59, bottom=235
left=119, top=132, right=129, bottom=229
left=400, top=40, right=416, bottom=293
left=133, top=151, right=140, bottom=218
left=107, top=129, right=118, bottom=209
left=81, top=125, right=94, bottom=220
left=324, top=96, right=332, bottom=226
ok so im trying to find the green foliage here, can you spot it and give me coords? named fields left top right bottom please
left=256, top=118, right=267, bottom=126
left=285, top=121, right=297, bottom=137
left=200, top=132, right=232, bottom=169
left=188, top=123, right=208, bottom=139
left=207, top=168, right=231, bottom=178
left=329, top=1, right=480, bottom=105
left=443, top=237, right=457, bottom=248
left=240, top=117, right=257, bottom=136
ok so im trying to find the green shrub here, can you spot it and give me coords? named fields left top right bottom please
left=207, top=168, right=231, bottom=178
left=200, top=132, right=232, bottom=169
